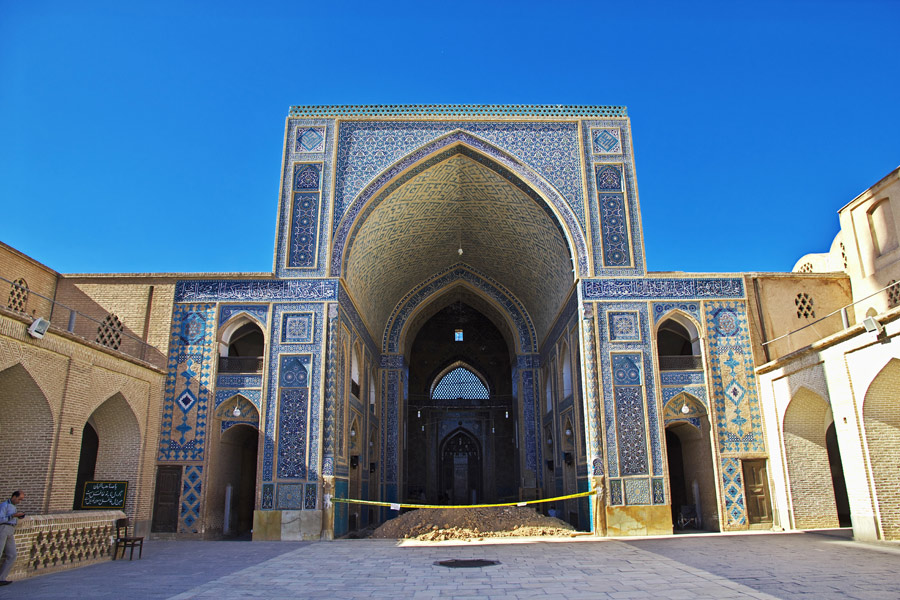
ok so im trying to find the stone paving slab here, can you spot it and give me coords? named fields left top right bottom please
left=2, top=531, right=899, bottom=599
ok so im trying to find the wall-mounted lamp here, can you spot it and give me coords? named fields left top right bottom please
left=681, top=402, right=691, bottom=415
left=232, top=404, right=241, bottom=417
left=546, top=437, right=553, bottom=446
left=564, top=428, right=572, bottom=437
left=350, top=428, right=357, bottom=438
left=417, top=409, right=421, bottom=418
left=863, top=316, right=884, bottom=335
left=505, top=410, right=509, bottom=419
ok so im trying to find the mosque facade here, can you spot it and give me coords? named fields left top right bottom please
left=1, top=105, right=897, bottom=549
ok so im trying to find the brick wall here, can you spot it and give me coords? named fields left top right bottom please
left=783, top=387, right=839, bottom=529
left=863, top=358, right=900, bottom=539
left=0, top=242, right=58, bottom=321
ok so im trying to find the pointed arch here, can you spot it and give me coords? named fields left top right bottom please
left=430, top=362, right=490, bottom=400
left=384, top=265, right=536, bottom=355
left=89, top=392, right=142, bottom=516
left=783, top=386, right=839, bottom=529
left=217, top=313, right=266, bottom=356
left=656, top=309, right=702, bottom=355
left=332, top=131, right=587, bottom=277
left=0, top=363, right=54, bottom=512
left=863, top=358, right=900, bottom=539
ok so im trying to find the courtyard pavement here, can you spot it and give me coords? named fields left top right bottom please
left=3, top=529, right=899, bottom=599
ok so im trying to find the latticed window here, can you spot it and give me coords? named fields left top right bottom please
left=840, top=242, right=848, bottom=270
left=795, top=293, right=815, bottom=319
left=798, top=262, right=814, bottom=273
left=888, top=280, right=900, bottom=308
left=432, top=367, right=488, bottom=400
left=96, top=313, right=124, bottom=350
left=7, top=278, right=28, bottom=312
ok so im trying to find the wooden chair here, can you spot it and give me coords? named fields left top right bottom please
left=113, top=518, right=144, bottom=560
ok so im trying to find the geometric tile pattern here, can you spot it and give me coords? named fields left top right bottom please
left=615, top=386, right=649, bottom=477
left=261, top=483, right=274, bottom=509
left=579, top=304, right=604, bottom=476
left=612, top=354, right=642, bottom=385
left=322, top=304, right=339, bottom=476
left=277, top=388, right=309, bottom=479
left=214, top=388, right=261, bottom=409
left=652, top=302, right=701, bottom=324
left=295, top=126, right=326, bottom=153
left=180, top=466, right=202, bottom=533
left=608, top=311, right=640, bottom=342
left=652, top=477, right=665, bottom=504
left=590, top=127, right=622, bottom=155
left=704, top=301, right=764, bottom=453
left=623, top=477, right=650, bottom=505
left=721, top=457, right=747, bottom=526
left=595, top=164, right=623, bottom=191
left=599, top=193, right=631, bottom=267
left=609, top=479, right=623, bottom=505
left=660, top=371, right=705, bottom=385
left=218, top=304, right=268, bottom=327
left=304, top=483, right=317, bottom=510
left=159, top=304, right=216, bottom=461
left=521, top=368, right=538, bottom=478
left=276, top=483, right=304, bottom=509
left=289, top=192, right=321, bottom=268
left=282, top=312, right=315, bottom=344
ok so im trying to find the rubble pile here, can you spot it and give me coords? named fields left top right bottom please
left=371, top=506, right=577, bottom=541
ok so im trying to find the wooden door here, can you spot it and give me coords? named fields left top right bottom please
left=742, top=459, right=773, bottom=525
left=152, top=465, right=182, bottom=532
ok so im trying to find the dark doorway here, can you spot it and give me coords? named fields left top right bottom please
left=73, top=422, right=99, bottom=509
left=152, top=465, right=183, bottom=532
left=218, top=424, right=258, bottom=537
left=440, top=430, right=482, bottom=504
left=665, top=429, right=687, bottom=525
left=826, top=423, right=852, bottom=527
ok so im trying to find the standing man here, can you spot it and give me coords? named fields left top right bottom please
left=0, top=490, right=25, bottom=586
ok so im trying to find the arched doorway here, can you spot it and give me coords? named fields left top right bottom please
left=404, top=300, right=517, bottom=504
left=218, top=317, right=265, bottom=374
left=337, top=142, right=581, bottom=518
left=663, top=393, right=719, bottom=531
left=783, top=387, right=842, bottom=529
left=72, top=422, right=99, bottom=509
left=0, top=364, right=53, bottom=513
left=207, top=395, right=259, bottom=537
left=440, top=429, right=482, bottom=504
left=863, top=359, right=900, bottom=539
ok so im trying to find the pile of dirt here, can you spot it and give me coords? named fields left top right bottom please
left=370, top=506, right=577, bottom=541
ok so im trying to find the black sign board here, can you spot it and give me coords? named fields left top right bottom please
left=80, top=481, right=128, bottom=510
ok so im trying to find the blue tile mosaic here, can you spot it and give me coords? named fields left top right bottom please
left=218, top=304, right=269, bottom=327
left=295, top=126, right=326, bottom=153
left=599, top=193, right=631, bottom=267
left=652, top=302, right=701, bottom=324
left=590, top=127, right=622, bottom=155
left=612, top=354, right=643, bottom=385
left=180, top=466, right=202, bottom=533
left=276, top=483, right=304, bottom=509
left=595, top=164, right=623, bottom=192
left=332, top=128, right=589, bottom=276
left=216, top=374, right=262, bottom=388
left=615, top=386, right=648, bottom=476
left=160, top=304, right=216, bottom=462
left=583, top=278, right=745, bottom=300
left=660, top=371, right=705, bottom=386
left=175, top=280, right=338, bottom=302
left=261, top=483, right=274, bottom=509
left=624, top=478, right=650, bottom=505
left=608, top=311, right=640, bottom=342
left=214, top=389, right=261, bottom=409
left=288, top=192, right=322, bottom=268
left=281, top=312, right=314, bottom=344
left=722, top=457, right=747, bottom=526
left=652, top=478, right=665, bottom=504
left=304, top=483, right=317, bottom=509
left=609, top=479, right=623, bottom=505
left=277, top=388, right=309, bottom=479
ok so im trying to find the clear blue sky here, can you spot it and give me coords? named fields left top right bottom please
left=2, top=1, right=898, bottom=275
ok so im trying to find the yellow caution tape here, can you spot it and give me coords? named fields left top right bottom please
left=331, top=489, right=596, bottom=510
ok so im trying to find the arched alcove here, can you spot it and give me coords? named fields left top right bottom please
left=863, top=359, right=900, bottom=539
left=782, top=387, right=840, bottom=529
left=89, top=392, right=142, bottom=517
left=0, top=364, right=53, bottom=513
left=218, top=316, right=265, bottom=374
left=656, top=314, right=702, bottom=371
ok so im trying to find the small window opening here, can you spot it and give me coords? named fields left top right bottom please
left=454, top=329, right=463, bottom=341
